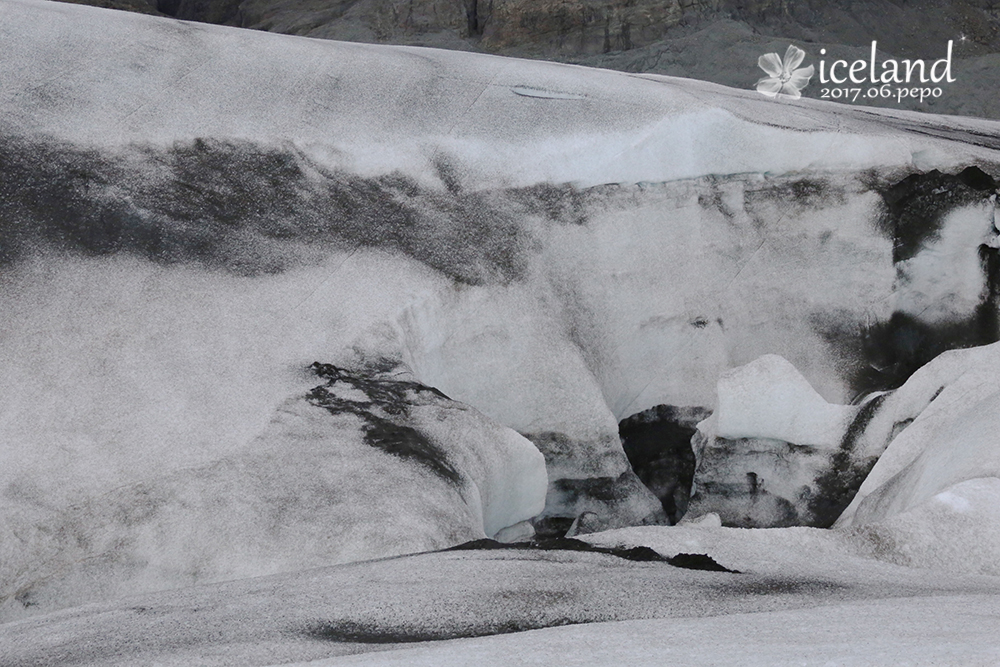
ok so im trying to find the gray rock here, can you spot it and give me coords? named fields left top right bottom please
left=56, top=0, right=1000, bottom=118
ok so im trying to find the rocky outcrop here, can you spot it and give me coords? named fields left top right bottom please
left=51, top=0, right=1000, bottom=118
left=481, top=0, right=691, bottom=55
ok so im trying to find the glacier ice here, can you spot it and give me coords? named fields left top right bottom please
left=838, top=341, right=1000, bottom=527
left=706, top=354, right=857, bottom=448
left=846, top=477, right=1000, bottom=576
left=0, top=363, right=546, bottom=619
left=3, top=517, right=1000, bottom=666
left=686, top=355, right=883, bottom=527
left=2, top=0, right=1000, bottom=649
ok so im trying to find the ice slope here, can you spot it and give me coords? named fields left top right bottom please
left=0, top=360, right=547, bottom=619
left=3, top=518, right=1000, bottom=666
left=837, top=341, right=1000, bottom=526
left=287, top=597, right=1000, bottom=667
left=3, top=0, right=1000, bottom=616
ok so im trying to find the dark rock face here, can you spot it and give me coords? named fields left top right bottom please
left=482, top=0, right=690, bottom=55
left=619, top=404, right=711, bottom=524
left=168, top=0, right=242, bottom=23
left=52, top=0, right=1000, bottom=118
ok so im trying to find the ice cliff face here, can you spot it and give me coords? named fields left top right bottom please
left=686, top=355, right=874, bottom=528
left=2, top=0, right=1000, bottom=614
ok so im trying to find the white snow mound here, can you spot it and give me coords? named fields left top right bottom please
left=705, top=354, right=857, bottom=448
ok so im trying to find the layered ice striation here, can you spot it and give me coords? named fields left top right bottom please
left=687, top=355, right=883, bottom=528
left=687, top=340, right=1000, bottom=532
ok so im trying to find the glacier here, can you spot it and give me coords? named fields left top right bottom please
left=2, top=0, right=1000, bottom=662
left=0, top=361, right=547, bottom=617
left=838, top=341, right=1000, bottom=528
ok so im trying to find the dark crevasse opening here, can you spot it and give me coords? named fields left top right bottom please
left=618, top=405, right=711, bottom=525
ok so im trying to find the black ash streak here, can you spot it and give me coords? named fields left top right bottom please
left=305, top=362, right=461, bottom=484
left=803, top=166, right=1000, bottom=528
left=446, top=536, right=738, bottom=572
left=817, top=166, right=1000, bottom=397
left=301, top=540, right=738, bottom=644
left=0, top=135, right=532, bottom=283
left=303, top=617, right=582, bottom=644
left=876, top=166, right=997, bottom=264
left=806, top=392, right=889, bottom=528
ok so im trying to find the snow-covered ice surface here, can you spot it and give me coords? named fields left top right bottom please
left=3, top=0, right=1000, bottom=662
left=2, top=525, right=999, bottom=666
left=0, top=364, right=547, bottom=619
left=283, top=596, right=1000, bottom=667
left=705, top=354, right=858, bottom=448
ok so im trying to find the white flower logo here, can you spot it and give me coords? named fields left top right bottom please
left=756, top=45, right=815, bottom=100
